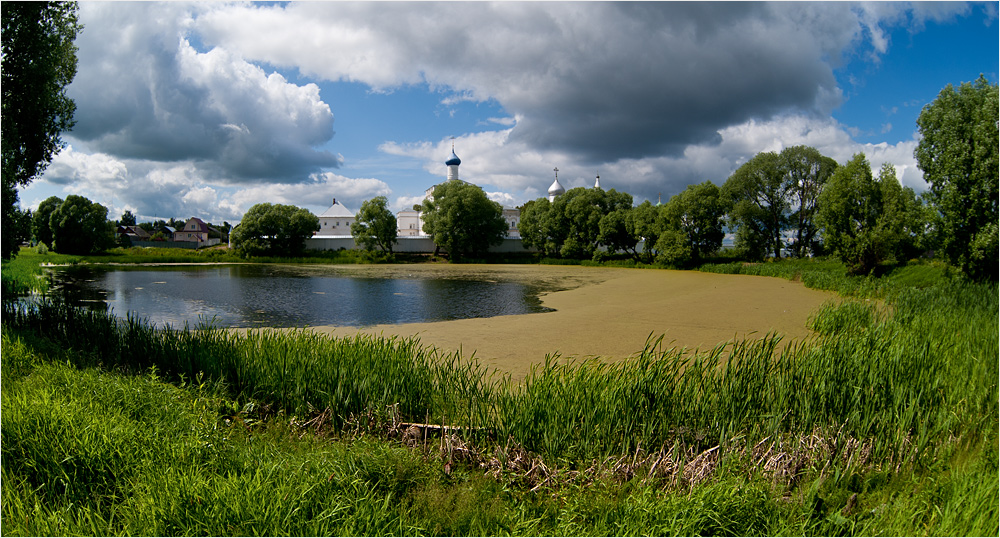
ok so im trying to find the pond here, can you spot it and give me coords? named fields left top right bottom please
left=43, top=264, right=553, bottom=329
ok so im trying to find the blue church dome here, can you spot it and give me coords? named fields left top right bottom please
left=445, top=150, right=461, bottom=166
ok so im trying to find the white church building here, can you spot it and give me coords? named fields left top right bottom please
left=306, top=147, right=583, bottom=252
left=393, top=146, right=524, bottom=238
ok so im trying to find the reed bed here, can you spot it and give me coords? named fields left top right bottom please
left=2, top=261, right=997, bottom=536
left=4, top=272, right=995, bottom=469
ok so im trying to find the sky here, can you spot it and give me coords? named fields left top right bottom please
left=20, top=1, right=1000, bottom=224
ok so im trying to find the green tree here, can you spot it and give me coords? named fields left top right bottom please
left=49, top=194, right=115, bottom=255
left=653, top=227, right=692, bottom=267
left=421, top=181, right=507, bottom=260
left=2, top=1, right=82, bottom=259
left=120, top=210, right=137, bottom=226
left=562, top=188, right=633, bottom=259
left=722, top=151, right=788, bottom=260
left=660, top=181, right=727, bottom=260
left=817, top=155, right=922, bottom=275
left=517, top=198, right=556, bottom=256
left=7, top=195, right=33, bottom=248
left=530, top=187, right=630, bottom=259
left=522, top=188, right=636, bottom=260
left=630, top=200, right=662, bottom=263
left=597, top=206, right=641, bottom=260
left=782, top=146, right=837, bottom=257
left=351, top=196, right=398, bottom=254
left=230, top=203, right=320, bottom=257
left=915, top=75, right=999, bottom=281
left=878, top=163, right=927, bottom=262
left=31, top=195, right=63, bottom=247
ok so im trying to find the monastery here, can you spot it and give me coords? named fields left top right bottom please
left=315, top=146, right=577, bottom=240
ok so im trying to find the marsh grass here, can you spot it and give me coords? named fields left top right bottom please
left=1, top=246, right=83, bottom=295
left=4, top=272, right=994, bottom=467
left=1, top=329, right=826, bottom=536
left=2, top=257, right=997, bottom=535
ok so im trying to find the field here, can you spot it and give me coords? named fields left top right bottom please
left=2, top=254, right=998, bottom=536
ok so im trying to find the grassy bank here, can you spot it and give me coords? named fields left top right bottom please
left=0, top=245, right=396, bottom=296
left=2, top=258, right=997, bottom=535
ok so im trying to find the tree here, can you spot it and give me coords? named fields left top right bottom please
left=120, top=210, right=137, bottom=226
left=660, top=181, right=727, bottom=260
left=559, top=188, right=633, bottom=259
left=517, top=198, right=556, bottom=256
left=230, top=203, right=320, bottom=257
left=2, top=2, right=82, bottom=259
left=421, top=181, right=507, bottom=259
left=915, top=75, right=999, bottom=281
left=49, top=194, right=115, bottom=254
left=781, top=146, right=837, bottom=257
left=597, top=207, right=641, bottom=260
left=878, top=163, right=927, bottom=262
left=630, top=200, right=662, bottom=263
left=817, top=155, right=922, bottom=275
left=351, top=196, right=398, bottom=254
left=653, top=227, right=692, bottom=267
left=722, top=152, right=788, bottom=260
left=31, top=195, right=63, bottom=247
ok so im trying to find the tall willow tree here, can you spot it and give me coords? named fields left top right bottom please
left=817, top=154, right=923, bottom=275
left=421, top=181, right=507, bottom=260
left=723, top=151, right=788, bottom=260
left=915, top=75, right=999, bottom=281
left=781, top=145, right=838, bottom=257
left=2, top=2, right=82, bottom=259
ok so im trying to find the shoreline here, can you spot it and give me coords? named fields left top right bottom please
left=306, top=266, right=835, bottom=379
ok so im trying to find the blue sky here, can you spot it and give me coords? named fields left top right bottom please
left=21, top=1, right=999, bottom=224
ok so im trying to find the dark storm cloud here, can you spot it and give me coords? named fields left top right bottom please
left=67, top=3, right=340, bottom=184
left=498, top=2, right=843, bottom=162
left=197, top=1, right=862, bottom=163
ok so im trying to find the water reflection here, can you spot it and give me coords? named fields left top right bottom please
left=45, top=264, right=551, bottom=329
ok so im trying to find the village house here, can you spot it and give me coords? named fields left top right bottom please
left=173, top=217, right=221, bottom=246
left=116, top=225, right=151, bottom=243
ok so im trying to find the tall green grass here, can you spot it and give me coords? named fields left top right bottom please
left=1, top=329, right=831, bottom=536
left=1, top=246, right=83, bottom=295
left=3, top=258, right=997, bottom=535
left=4, top=272, right=995, bottom=468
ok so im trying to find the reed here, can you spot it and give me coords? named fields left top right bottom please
left=3, top=259, right=997, bottom=536
left=4, top=271, right=995, bottom=467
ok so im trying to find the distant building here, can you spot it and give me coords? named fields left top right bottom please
left=395, top=145, right=534, bottom=239
left=397, top=208, right=424, bottom=236
left=116, top=225, right=150, bottom=243
left=173, top=217, right=221, bottom=247
left=316, top=198, right=355, bottom=236
left=548, top=167, right=565, bottom=202
left=174, top=217, right=210, bottom=242
left=306, top=148, right=599, bottom=253
left=502, top=207, right=521, bottom=238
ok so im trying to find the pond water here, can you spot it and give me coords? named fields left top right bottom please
left=44, top=264, right=552, bottom=329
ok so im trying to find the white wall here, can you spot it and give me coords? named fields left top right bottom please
left=305, top=235, right=535, bottom=254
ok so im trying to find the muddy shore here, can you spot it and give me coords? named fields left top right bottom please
left=308, top=265, right=834, bottom=380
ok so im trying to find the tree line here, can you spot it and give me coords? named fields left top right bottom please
left=351, top=76, right=994, bottom=280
